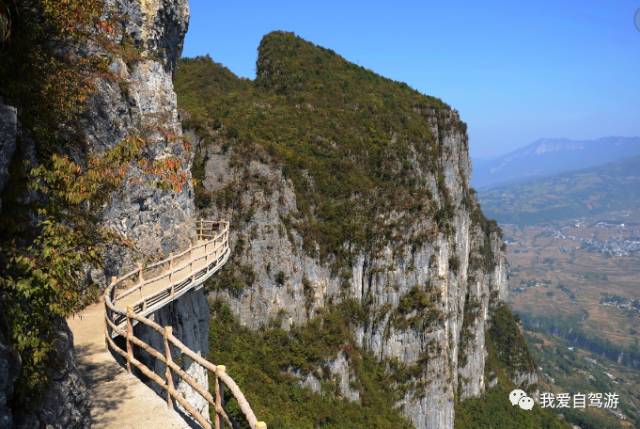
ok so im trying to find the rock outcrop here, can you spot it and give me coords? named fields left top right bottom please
left=0, top=328, right=19, bottom=429
left=0, top=99, right=92, bottom=428
left=13, top=324, right=91, bottom=429
left=201, top=115, right=507, bottom=429
left=87, top=0, right=194, bottom=279
left=134, top=288, right=211, bottom=423
left=0, top=101, right=18, bottom=428
left=0, top=100, right=17, bottom=211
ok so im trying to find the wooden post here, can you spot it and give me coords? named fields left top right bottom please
left=199, top=219, right=203, bottom=240
left=126, top=306, right=134, bottom=373
left=168, top=252, right=174, bottom=284
left=106, top=276, right=117, bottom=338
left=214, top=375, right=221, bottom=429
left=138, top=262, right=144, bottom=300
left=109, top=276, right=118, bottom=307
left=215, top=365, right=226, bottom=429
left=104, top=304, right=110, bottom=344
left=163, top=326, right=175, bottom=410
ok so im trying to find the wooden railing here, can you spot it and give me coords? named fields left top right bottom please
left=104, top=220, right=266, bottom=429
left=108, top=220, right=231, bottom=329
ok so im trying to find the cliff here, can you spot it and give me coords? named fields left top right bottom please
left=84, top=0, right=213, bottom=422
left=0, top=0, right=205, bottom=427
left=175, top=32, right=548, bottom=428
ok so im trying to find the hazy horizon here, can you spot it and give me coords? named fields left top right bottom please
left=471, top=135, right=640, bottom=160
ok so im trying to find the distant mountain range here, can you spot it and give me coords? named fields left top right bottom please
left=477, top=155, right=640, bottom=225
left=472, top=136, right=640, bottom=189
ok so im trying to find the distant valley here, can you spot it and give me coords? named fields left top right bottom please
left=503, top=215, right=640, bottom=428
left=473, top=138, right=640, bottom=427
left=477, top=155, right=640, bottom=226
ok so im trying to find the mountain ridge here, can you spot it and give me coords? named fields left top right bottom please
left=472, top=136, right=640, bottom=189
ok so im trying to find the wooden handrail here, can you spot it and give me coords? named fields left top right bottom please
left=106, top=222, right=230, bottom=321
left=114, top=222, right=229, bottom=301
left=104, top=219, right=266, bottom=429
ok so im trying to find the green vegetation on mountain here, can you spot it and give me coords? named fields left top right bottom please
left=176, top=31, right=465, bottom=271
left=455, top=305, right=570, bottom=429
left=208, top=299, right=569, bottom=429
left=518, top=312, right=640, bottom=371
left=525, top=331, right=638, bottom=429
left=478, top=156, right=640, bottom=225
left=489, top=304, right=536, bottom=377
left=179, top=32, right=570, bottom=429
left=208, top=300, right=413, bottom=429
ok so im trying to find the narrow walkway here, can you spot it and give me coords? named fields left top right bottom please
left=68, top=220, right=264, bottom=429
left=114, top=241, right=210, bottom=310
left=68, top=301, right=189, bottom=429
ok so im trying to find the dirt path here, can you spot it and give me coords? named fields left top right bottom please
left=68, top=301, right=189, bottom=429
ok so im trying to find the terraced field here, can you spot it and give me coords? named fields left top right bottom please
left=502, top=212, right=640, bottom=427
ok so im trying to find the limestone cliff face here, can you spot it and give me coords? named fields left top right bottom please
left=133, top=289, right=211, bottom=423
left=12, top=323, right=91, bottom=429
left=87, top=0, right=213, bottom=422
left=0, top=317, right=20, bottom=429
left=200, top=113, right=507, bottom=428
left=87, top=0, right=194, bottom=279
left=0, top=99, right=92, bottom=428
left=0, top=100, right=17, bottom=213
left=178, top=36, right=519, bottom=427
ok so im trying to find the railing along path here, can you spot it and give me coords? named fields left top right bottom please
left=104, top=220, right=266, bottom=429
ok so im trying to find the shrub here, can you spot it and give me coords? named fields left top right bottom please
left=275, top=271, right=287, bottom=286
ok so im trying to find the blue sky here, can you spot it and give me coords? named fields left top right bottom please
left=182, top=0, right=640, bottom=158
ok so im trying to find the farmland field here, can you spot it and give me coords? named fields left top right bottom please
left=502, top=209, right=640, bottom=427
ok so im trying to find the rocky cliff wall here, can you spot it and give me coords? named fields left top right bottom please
left=0, top=0, right=208, bottom=427
left=0, top=99, right=17, bottom=427
left=0, top=99, right=92, bottom=428
left=12, top=323, right=91, bottom=429
left=198, top=109, right=509, bottom=429
left=134, top=288, right=211, bottom=424
left=88, top=0, right=212, bottom=421
left=0, top=100, right=16, bottom=212
left=0, top=326, right=19, bottom=429
left=88, top=0, right=194, bottom=280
